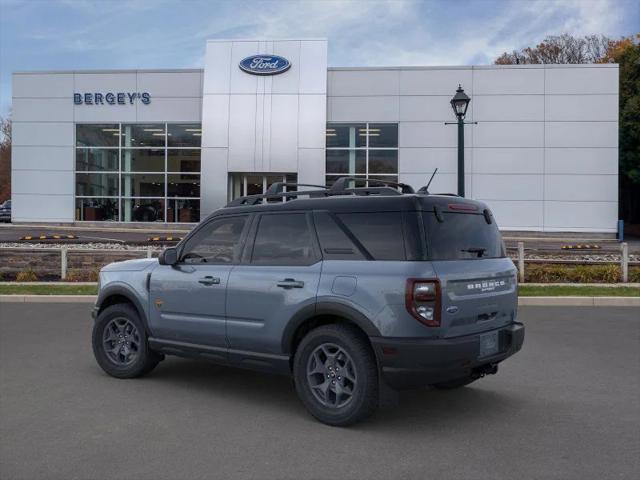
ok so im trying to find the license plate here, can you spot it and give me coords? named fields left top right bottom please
left=479, top=331, right=499, bottom=358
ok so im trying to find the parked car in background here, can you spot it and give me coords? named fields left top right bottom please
left=0, top=200, right=11, bottom=222
left=91, top=178, right=524, bottom=426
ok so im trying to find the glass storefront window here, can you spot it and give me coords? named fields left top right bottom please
left=121, top=198, right=165, bottom=222
left=326, top=150, right=366, bottom=174
left=75, top=198, right=119, bottom=221
left=229, top=173, right=298, bottom=200
left=75, top=123, right=202, bottom=222
left=326, top=123, right=366, bottom=148
left=166, top=199, right=200, bottom=223
left=76, top=124, right=120, bottom=147
left=167, top=149, right=200, bottom=173
left=76, top=173, right=119, bottom=197
left=326, top=123, right=399, bottom=185
left=121, top=149, right=165, bottom=172
left=168, top=124, right=202, bottom=147
left=121, top=174, right=165, bottom=197
left=121, top=124, right=166, bottom=148
left=75, top=148, right=118, bottom=172
left=167, top=174, right=200, bottom=197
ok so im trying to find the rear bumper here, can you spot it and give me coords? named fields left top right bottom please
left=371, top=323, right=525, bottom=389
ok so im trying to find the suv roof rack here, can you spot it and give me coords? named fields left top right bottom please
left=225, top=176, right=455, bottom=207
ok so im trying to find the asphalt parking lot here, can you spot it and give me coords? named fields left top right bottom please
left=1, top=304, right=638, bottom=480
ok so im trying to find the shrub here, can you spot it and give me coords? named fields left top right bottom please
left=65, top=268, right=100, bottom=282
left=629, top=266, right=640, bottom=283
left=16, top=268, right=38, bottom=282
left=525, top=264, right=621, bottom=283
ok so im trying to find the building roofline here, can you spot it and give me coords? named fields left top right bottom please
left=328, top=63, right=618, bottom=71
left=13, top=68, right=204, bottom=75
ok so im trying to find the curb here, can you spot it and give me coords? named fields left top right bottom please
left=1, top=295, right=639, bottom=307
left=517, top=296, right=640, bottom=306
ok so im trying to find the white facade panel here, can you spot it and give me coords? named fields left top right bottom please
left=473, top=148, right=544, bottom=174
left=298, top=95, right=326, bottom=149
left=399, top=172, right=460, bottom=194
left=545, top=148, right=617, bottom=175
left=399, top=122, right=473, bottom=148
left=13, top=98, right=74, bottom=122
left=544, top=201, right=617, bottom=231
left=203, top=42, right=232, bottom=94
left=227, top=94, right=257, bottom=171
left=12, top=122, right=74, bottom=147
left=486, top=201, right=544, bottom=230
left=473, top=67, right=544, bottom=95
left=12, top=146, right=74, bottom=171
left=329, top=96, right=399, bottom=122
left=200, top=148, right=228, bottom=215
left=399, top=147, right=472, bottom=174
left=545, top=121, right=618, bottom=148
left=13, top=73, right=74, bottom=98
left=13, top=170, right=73, bottom=195
left=271, top=41, right=302, bottom=94
left=545, top=174, right=617, bottom=202
left=299, top=41, right=328, bottom=94
left=474, top=122, right=544, bottom=148
left=228, top=41, right=261, bottom=94
left=474, top=174, right=543, bottom=201
left=545, top=66, right=618, bottom=95
left=297, top=148, right=325, bottom=186
left=473, top=95, right=544, bottom=122
left=201, top=95, right=229, bottom=148
left=137, top=72, right=202, bottom=97
left=74, top=103, right=136, bottom=122
left=399, top=69, right=472, bottom=96
left=399, top=96, right=469, bottom=122
left=136, top=97, right=201, bottom=122
left=269, top=94, right=299, bottom=172
left=11, top=194, right=74, bottom=222
left=545, top=94, right=618, bottom=122
left=329, top=70, right=399, bottom=96
left=73, top=73, right=137, bottom=92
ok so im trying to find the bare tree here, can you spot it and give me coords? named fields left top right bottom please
left=495, top=34, right=611, bottom=64
left=0, top=116, right=11, bottom=202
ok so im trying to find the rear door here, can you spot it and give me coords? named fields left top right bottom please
left=226, top=212, right=322, bottom=358
left=148, top=214, right=250, bottom=349
left=423, top=208, right=518, bottom=339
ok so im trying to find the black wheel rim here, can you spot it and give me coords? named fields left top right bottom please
left=103, top=318, right=141, bottom=366
left=306, top=343, right=357, bottom=409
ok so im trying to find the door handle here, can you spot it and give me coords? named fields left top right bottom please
left=277, top=278, right=305, bottom=289
left=198, top=276, right=221, bottom=286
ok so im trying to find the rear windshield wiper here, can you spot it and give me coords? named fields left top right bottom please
left=461, top=247, right=486, bottom=258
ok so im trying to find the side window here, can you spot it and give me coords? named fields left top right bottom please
left=251, top=213, right=318, bottom=266
left=313, top=211, right=365, bottom=260
left=336, top=212, right=406, bottom=260
left=180, top=215, right=247, bottom=264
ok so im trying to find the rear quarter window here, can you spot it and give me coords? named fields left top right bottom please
left=336, top=212, right=406, bottom=260
left=423, top=211, right=504, bottom=260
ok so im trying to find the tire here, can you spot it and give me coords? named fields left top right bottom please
left=92, top=303, right=161, bottom=379
left=293, top=324, right=378, bottom=426
left=432, top=376, right=477, bottom=390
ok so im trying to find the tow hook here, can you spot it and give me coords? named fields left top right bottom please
left=471, top=363, right=498, bottom=379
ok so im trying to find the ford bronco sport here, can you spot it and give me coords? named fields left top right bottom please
left=92, top=178, right=524, bottom=426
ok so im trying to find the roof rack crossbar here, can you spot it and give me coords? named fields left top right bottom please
left=265, top=182, right=328, bottom=195
left=329, top=177, right=415, bottom=194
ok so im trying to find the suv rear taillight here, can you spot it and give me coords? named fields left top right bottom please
left=405, top=279, right=441, bottom=327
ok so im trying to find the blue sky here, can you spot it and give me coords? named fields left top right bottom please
left=0, top=0, right=638, bottom=116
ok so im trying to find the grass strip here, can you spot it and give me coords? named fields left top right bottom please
left=0, top=284, right=98, bottom=295
left=519, top=285, right=640, bottom=297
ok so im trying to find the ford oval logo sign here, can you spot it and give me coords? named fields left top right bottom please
left=239, top=55, right=291, bottom=75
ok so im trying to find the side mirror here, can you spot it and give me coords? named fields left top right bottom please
left=159, top=247, right=178, bottom=266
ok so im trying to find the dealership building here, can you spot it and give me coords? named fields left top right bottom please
left=11, top=39, right=619, bottom=232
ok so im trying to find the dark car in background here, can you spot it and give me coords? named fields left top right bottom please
left=0, top=200, right=10, bottom=222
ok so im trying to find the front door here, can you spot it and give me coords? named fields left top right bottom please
left=149, top=214, right=250, bottom=348
left=226, top=212, right=322, bottom=356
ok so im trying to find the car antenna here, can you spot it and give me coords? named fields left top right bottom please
left=418, top=168, right=438, bottom=194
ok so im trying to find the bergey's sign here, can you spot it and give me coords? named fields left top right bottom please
left=239, top=55, right=291, bottom=75
left=74, top=92, right=151, bottom=105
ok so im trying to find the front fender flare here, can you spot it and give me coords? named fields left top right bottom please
left=95, top=283, right=151, bottom=334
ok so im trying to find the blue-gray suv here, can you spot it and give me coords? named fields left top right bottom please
left=92, top=178, right=524, bottom=426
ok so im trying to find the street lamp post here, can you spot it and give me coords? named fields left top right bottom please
left=447, top=85, right=472, bottom=197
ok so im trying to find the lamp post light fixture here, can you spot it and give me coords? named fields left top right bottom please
left=446, top=84, right=474, bottom=197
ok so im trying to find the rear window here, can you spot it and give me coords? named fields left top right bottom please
left=423, top=212, right=504, bottom=260
left=336, top=212, right=406, bottom=260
